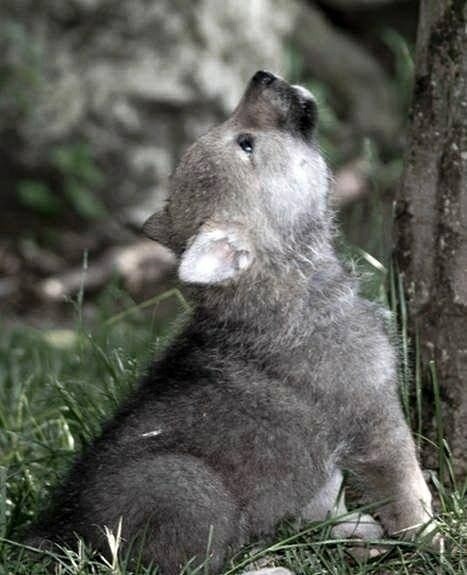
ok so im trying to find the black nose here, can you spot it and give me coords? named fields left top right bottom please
left=251, top=70, right=276, bottom=86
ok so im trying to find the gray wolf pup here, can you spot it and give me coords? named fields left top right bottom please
left=29, top=71, right=435, bottom=574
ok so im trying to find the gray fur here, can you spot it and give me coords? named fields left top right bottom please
left=30, top=71, right=435, bottom=574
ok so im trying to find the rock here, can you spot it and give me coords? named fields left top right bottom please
left=0, top=0, right=294, bottom=224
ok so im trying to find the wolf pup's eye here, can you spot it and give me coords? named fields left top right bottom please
left=237, top=134, right=254, bottom=154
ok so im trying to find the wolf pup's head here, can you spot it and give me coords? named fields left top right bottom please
left=144, top=71, right=330, bottom=286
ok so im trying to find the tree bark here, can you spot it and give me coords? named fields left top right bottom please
left=396, top=0, right=467, bottom=478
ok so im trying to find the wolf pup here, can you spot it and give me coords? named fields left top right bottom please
left=29, top=71, right=436, bottom=574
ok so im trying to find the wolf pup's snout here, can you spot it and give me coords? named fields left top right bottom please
left=235, top=71, right=318, bottom=140
left=251, top=70, right=277, bottom=86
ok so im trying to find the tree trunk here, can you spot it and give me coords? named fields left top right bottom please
left=396, top=0, right=466, bottom=479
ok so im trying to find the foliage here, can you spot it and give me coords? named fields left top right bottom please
left=381, top=28, right=415, bottom=118
left=16, top=181, right=62, bottom=217
left=0, top=19, right=105, bottom=222
left=0, top=19, right=44, bottom=121
left=51, top=143, right=107, bottom=221
left=15, top=142, right=107, bottom=222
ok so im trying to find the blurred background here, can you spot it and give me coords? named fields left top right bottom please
left=0, top=0, right=419, bottom=325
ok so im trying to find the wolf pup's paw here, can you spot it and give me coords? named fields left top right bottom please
left=331, top=512, right=386, bottom=560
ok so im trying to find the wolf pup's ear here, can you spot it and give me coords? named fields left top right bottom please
left=178, top=224, right=253, bottom=285
left=142, top=207, right=172, bottom=245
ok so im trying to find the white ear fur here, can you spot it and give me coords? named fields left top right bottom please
left=178, top=226, right=253, bottom=285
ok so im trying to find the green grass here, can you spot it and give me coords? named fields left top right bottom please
left=0, top=276, right=465, bottom=575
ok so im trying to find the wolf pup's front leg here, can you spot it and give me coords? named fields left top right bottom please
left=349, top=412, right=436, bottom=544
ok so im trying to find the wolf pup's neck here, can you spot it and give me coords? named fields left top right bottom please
left=184, top=232, right=356, bottom=354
